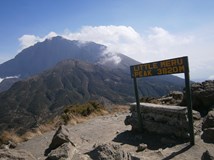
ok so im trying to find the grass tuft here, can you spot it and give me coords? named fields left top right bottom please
left=0, top=101, right=109, bottom=145
left=0, top=131, right=23, bottom=145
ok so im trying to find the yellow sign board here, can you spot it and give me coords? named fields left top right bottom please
left=130, top=56, right=188, bottom=78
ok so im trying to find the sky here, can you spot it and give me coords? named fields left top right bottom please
left=0, top=0, right=214, bottom=81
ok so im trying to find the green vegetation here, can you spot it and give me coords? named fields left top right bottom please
left=61, top=101, right=105, bottom=124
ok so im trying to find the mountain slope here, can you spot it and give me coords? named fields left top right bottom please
left=0, top=36, right=186, bottom=134
left=0, top=77, right=21, bottom=92
left=0, top=36, right=184, bottom=95
left=0, top=59, right=185, bottom=134
left=0, top=59, right=134, bottom=133
left=0, top=36, right=106, bottom=78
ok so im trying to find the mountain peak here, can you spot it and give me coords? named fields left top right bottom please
left=0, top=37, right=107, bottom=78
left=44, top=36, right=75, bottom=43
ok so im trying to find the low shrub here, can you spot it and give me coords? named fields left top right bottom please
left=0, top=130, right=23, bottom=145
left=61, top=101, right=106, bottom=124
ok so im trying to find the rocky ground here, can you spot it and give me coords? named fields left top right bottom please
left=1, top=80, right=214, bottom=159
left=8, top=108, right=213, bottom=160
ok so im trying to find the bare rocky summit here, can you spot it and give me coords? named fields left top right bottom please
left=0, top=110, right=210, bottom=160
left=0, top=81, right=214, bottom=159
left=182, top=80, right=214, bottom=114
left=202, top=109, right=214, bottom=143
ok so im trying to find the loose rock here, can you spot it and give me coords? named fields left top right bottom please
left=201, top=150, right=214, bottom=160
left=136, top=143, right=147, bottom=152
left=46, top=142, right=76, bottom=160
left=203, top=110, right=214, bottom=129
left=45, top=125, right=75, bottom=156
left=90, top=143, right=138, bottom=160
left=201, top=128, right=214, bottom=143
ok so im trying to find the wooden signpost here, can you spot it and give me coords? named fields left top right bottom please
left=130, top=56, right=195, bottom=145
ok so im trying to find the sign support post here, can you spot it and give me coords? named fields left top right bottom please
left=133, top=77, right=143, bottom=132
left=184, top=58, right=195, bottom=145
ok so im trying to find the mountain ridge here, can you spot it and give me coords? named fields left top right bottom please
left=0, top=36, right=184, bottom=94
left=0, top=36, right=185, bottom=134
left=0, top=36, right=107, bottom=78
left=0, top=59, right=134, bottom=133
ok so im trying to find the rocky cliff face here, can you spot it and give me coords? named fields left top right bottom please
left=181, top=80, right=214, bottom=114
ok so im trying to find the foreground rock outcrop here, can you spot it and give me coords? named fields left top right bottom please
left=141, top=91, right=183, bottom=105
left=203, top=110, right=214, bottom=129
left=201, top=150, right=214, bottom=160
left=182, top=80, right=214, bottom=114
left=90, top=143, right=138, bottom=160
left=11, top=112, right=214, bottom=160
left=202, top=110, right=214, bottom=143
left=45, top=125, right=77, bottom=160
left=141, top=80, right=214, bottom=115
left=46, top=143, right=76, bottom=160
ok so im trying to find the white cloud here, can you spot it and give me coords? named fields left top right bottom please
left=62, top=26, right=147, bottom=64
left=5, top=75, right=20, bottom=79
left=208, top=75, right=214, bottom=80
left=18, top=35, right=40, bottom=50
left=0, top=75, right=20, bottom=83
left=18, top=32, right=57, bottom=50
left=142, top=27, right=194, bottom=62
left=62, top=25, right=145, bottom=58
left=61, top=26, right=193, bottom=63
left=147, top=27, right=192, bottom=45
left=18, top=25, right=214, bottom=80
left=45, top=32, right=58, bottom=40
left=98, top=52, right=121, bottom=65
left=18, top=26, right=192, bottom=62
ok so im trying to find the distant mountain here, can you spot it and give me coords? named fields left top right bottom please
left=0, top=59, right=134, bottom=133
left=0, top=59, right=185, bottom=134
left=0, top=36, right=184, bottom=93
left=0, top=77, right=21, bottom=92
left=0, top=36, right=185, bottom=97
left=0, top=36, right=139, bottom=92
left=0, top=36, right=186, bottom=133
left=0, top=36, right=107, bottom=78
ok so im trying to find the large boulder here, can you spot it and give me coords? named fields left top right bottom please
left=45, top=125, right=75, bottom=156
left=182, top=80, right=214, bottom=114
left=90, top=143, right=139, bottom=160
left=202, top=110, right=214, bottom=143
left=46, top=142, right=76, bottom=160
left=140, top=91, right=183, bottom=105
left=158, top=91, right=183, bottom=105
left=0, top=149, right=36, bottom=160
left=203, top=110, right=214, bottom=129
left=201, top=150, right=214, bottom=160
left=201, top=128, right=214, bottom=143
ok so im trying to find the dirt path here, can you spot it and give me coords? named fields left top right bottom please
left=16, top=111, right=214, bottom=160
left=16, top=112, right=131, bottom=159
